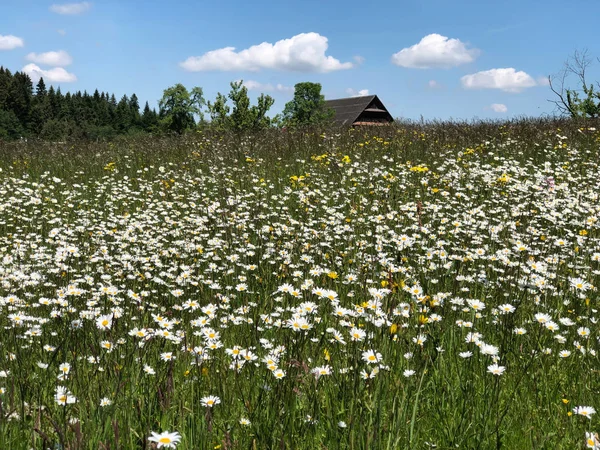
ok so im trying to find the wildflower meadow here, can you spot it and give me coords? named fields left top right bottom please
left=1, top=119, right=599, bottom=449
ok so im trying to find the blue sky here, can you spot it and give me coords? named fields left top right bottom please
left=1, top=0, right=600, bottom=120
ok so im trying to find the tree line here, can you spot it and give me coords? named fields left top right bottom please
left=0, top=66, right=334, bottom=140
left=0, top=66, right=160, bottom=140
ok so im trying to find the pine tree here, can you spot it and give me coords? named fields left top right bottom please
left=115, top=95, right=130, bottom=132
left=129, top=93, right=141, bottom=129
left=7, top=71, right=33, bottom=131
left=141, top=101, right=159, bottom=132
left=36, top=78, right=47, bottom=97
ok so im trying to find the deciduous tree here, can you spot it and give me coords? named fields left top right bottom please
left=549, top=50, right=600, bottom=118
left=282, top=82, right=333, bottom=127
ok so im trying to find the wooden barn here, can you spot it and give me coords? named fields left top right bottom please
left=324, top=95, right=394, bottom=127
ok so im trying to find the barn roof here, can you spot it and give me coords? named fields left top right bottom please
left=324, top=95, right=393, bottom=126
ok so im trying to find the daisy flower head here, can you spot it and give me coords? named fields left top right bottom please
left=578, top=327, right=591, bottom=338
left=585, top=432, right=600, bottom=449
left=273, top=368, right=286, bottom=379
left=58, top=362, right=71, bottom=376
left=200, top=395, right=221, bottom=407
left=535, top=313, right=551, bottom=324
left=55, top=386, right=76, bottom=405
left=312, top=365, right=332, bottom=378
left=161, top=352, right=175, bottom=361
left=498, top=304, right=515, bottom=314
left=570, top=277, right=591, bottom=291
left=574, top=406, right=596, bottom=419
left=96, top=314, right=113, bottom=330
left=362, top=349, right=382, bottom=364
left=487, top=364, right=505, bottom=376
left=467, top=299, right=485, bottom=311
left=148, top=430, right=182, bottom=448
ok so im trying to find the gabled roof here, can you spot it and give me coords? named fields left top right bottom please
left=324, top=95, right=393, bottom=126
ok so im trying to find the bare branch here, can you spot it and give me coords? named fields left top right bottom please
left=548, top=49, right=599, bottom=118
left=547, top=68, right=577, bottom=117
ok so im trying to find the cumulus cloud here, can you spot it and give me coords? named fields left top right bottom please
left=0, top=34, right=25, bottom=50
left=489, top=103, right=508, bottom=113
left=461, top=68, right=537, bottom=92
left=26, top=50, right=73, bottom=67
left=346, top=88, right=369, bottom=97
left=22, top=64, right=77, bottom=83
left=180, top=32, right=353, bottom=73
left=49, top=2, right=92, bottom=15
left=242, top=80, right=293, bottom=93
left=428, top=80, right=441, bottom=89
left=391, top=34, right=479, bottom=69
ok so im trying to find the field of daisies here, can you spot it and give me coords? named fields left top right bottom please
left=0, top=120, right=599, bottom=449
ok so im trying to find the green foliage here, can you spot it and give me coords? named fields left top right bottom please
left=141, top=101, right=159, bottom=133
left=0, top=66, right=160, bottom=141
left=550, top=50, right=600, bottom=119
left=282, top=82, right=334, bottom=127
left=566, top=83, right=600, bottom=118
left=0, top=109, right=24, bottom=139
left=158, top=84, right=205, bottom=134
left=206, top=81, right=274, bottom=132
left=206, top=93, right=230, bottom=131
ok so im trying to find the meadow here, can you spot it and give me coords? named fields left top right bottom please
left=0, top=119, right=599, bottom=449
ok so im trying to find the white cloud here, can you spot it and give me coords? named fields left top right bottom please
left=57, top=29, right=67, bottom=36
left=428, top=80, right=441, bottom=89
left=346, top=88, right=369, bottom=97
left=353, top=55, right=365, bottom=65
left=489, top=103, right=508, bottom=113
left=242, top=80, right=293, bottom=93
left=391, top=34, right=479, bottom=69
left=26, top=50, right=73, bottom=67
left=536, top=76, right=550, bottom=86
left=0, top=35, right=24, bottom=50
left=461, top=68, right=537, bottom=92
left=180, top=32, right=353, bottom=73
left=49, top=2, right=92, bottom=15
left=22, top=64, right=77, bottom=83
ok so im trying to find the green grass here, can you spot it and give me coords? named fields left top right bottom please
left=0, top=118, right=599, bottom=449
